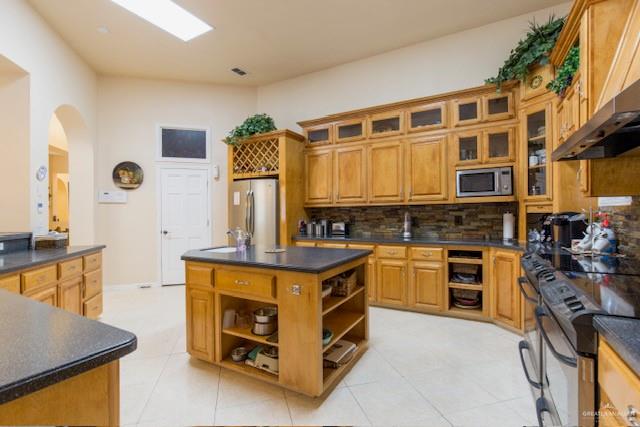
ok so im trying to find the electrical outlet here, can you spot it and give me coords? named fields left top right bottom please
left=454, top=216, right=463, bottom=226
left=0, top=242, right=4, bottom=251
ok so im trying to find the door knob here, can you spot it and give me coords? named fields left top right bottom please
left=162, top=230, right=168, bottom=235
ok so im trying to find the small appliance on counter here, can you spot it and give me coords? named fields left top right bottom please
left=331, top=221, right=350, bottom=237
left=544, top=212, right=587, bottom=248
left=0, top=232, right=32, bottom=255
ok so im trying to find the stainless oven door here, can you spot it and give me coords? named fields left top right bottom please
left=518, top=277, right=543, bottom=383
left=535, top=305, right=581, bottom=427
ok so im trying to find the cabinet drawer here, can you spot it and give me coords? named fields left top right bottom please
left=0, top=275, right=20, bottom=293
left=295, top=241, right=316, bottom=247
left=410, top=247, right=443, bottom=261
left=347, top=244, right=375, bottom=252
left=84, top=269, right=102, bottom=299
left=376, top=245, right=407, bottom=259
left=83, top=252, right=102, bottom=272
left=186, top=263, right=214, bottom=288
left=59, top=257, right=83, bottom=279
left=22, top=265, right=57, bottom=293
left=599, top=339, right=640, bottom=420
left=216, top=269, right=276, bottom=300
left=318, top=242, right=347, bottom=249
left=84, top=293, right=103, bottom=319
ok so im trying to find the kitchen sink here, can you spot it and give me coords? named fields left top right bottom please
left=203, top=247, right=237, bottom=253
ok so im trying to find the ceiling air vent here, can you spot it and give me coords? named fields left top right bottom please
left=231, top=68, right=247, bottom=76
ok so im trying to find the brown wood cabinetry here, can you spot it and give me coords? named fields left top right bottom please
left=483, top=92, right=514, bottom=121
left=452, top=96, right=482, bottom=126
left=490, top=249, right=521, bottom=329
left=305, top=149, right=333, bottom=205
left=348, top=244, right=376, bottom=302
left=409, top=261, right=443, bottom=311
left=186, top=287, right=215, bottom=362
left=335, top=119, right=365, bottom=143
left=368, top=111, right=404, bottom=138
left=377, top=259, right=407, bottom=306
left=304, top=124, right=332, bottom=146
left=405, top=136, right=447, bottom=202
left=58, top=276, right=83, bottom=315
left=406, top=102, right=447, bottom=132
left=453, top=130, right=482, bottom=165
left=368, top=141, right=404, bottom=203
left=334, top=145, right=367, bottom=204
left=28, top=284, right=58, bottom=307
left=0, top=274, right=20, bottom=293
left=483, top=126, right=516, bottom=164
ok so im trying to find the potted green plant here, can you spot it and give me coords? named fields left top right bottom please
left=223, top=113, right=277, bottom=146
left=486, top=16, right=565, bottom=90
left=547, top=45, right=580, bottom=96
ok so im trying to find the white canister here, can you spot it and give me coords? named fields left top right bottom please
left=503, top=212, right=515, bottom=241
left=529, top=155, right=539, bottom=167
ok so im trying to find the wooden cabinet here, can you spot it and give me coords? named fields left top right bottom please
left=335, top=119, right=365, bottom=143
left=490, top=249, right=521, bottom=329
left=28, top=284, right=58, bottom=307
left=368, top=111, right=403, bottom=138
left=453, top=131, right=482, bottom=165
left=317, top=242, right=347, bottom=249
left=483, top=126, right=515, bottom=164
left=521, top=100, right=552, bottom=201
left=406, top=102, right=446, bottom=132
left=368, top=141, right=404, bottom=203
left=304, top=124, right=333, bottom=146
left=186, top=287, right=214, bottom=362
left=409, top=261, right=443, bottom=311
left=334, top=145, right=367, bottom=204
left=58, top=257, right=83, bottom=280
left=216, top=269, right=276, bottom=300
left=452, top=96, right=482, bottom=126
left=348, top=244, right=376, bottom=302
left=305, top=149, right=333, bottom=205
left=58, top=277, right=83, bottom=315
left=21, top=265, right=57, bottom=294
left=0, top=275, right=20, bottom=293
left=483, top=92, right=514, bottom=121
left=377, top=259, right=407, bottom=306
left=405, top=136, right=447, bottom=202
left=557, top=79, right=581, bottom=145
left=599, top=337, right=640, bottom=427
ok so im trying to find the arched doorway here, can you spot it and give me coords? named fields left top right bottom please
left=49, top=105, right=93, bottom=245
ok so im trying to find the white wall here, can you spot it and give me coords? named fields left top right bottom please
left=257, top=3, right=571, bottom=130
left=96, top=77, right=255, bottom=286
left=0, top=0, right=96, bottom=242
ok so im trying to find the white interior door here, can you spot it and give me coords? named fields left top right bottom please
left=160, top=167, right=210, bottom=285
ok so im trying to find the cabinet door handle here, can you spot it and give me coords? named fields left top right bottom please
left=234, top=279, right=250, bottom=286
left=387, top=250, right=397, bottom=255
left=422, top=251, right=432, bottom=257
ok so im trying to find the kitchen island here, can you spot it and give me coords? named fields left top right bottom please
left=181, top=245, right=371, bottom=397
left=0, top=289, right=136, bottom=426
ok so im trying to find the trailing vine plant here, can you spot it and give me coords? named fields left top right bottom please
left=223, top=113, right=277, bottom=145
left=547, top=45, right=579, bottom=95
left=486, top=16, right=565, bottom=90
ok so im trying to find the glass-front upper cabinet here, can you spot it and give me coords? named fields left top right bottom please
left=523, top=103, right=552, bottom=199
left=452, top=96, right=481, bottom=127
left=305, top=124, right=332, bottom=146
left=368, top=111, right=404, bottom=138
left=335, top=119, right=365, bottom=143
left=483, top=126, right=515, bottom=163
left=483, top=92, right=514, bottom=121
left=407, top=102, right=447, bottom=133
left=454, top=131, right=481, bottom=165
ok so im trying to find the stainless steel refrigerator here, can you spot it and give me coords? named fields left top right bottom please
left=228, top=179, right=279, bottom=247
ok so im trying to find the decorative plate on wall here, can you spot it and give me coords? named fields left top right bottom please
left=112, top=161, right=143, bottom=190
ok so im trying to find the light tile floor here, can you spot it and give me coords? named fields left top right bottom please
left=102, top=285, right=537, bottom=427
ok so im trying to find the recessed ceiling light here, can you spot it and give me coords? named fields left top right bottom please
left=110, top=0, right=213, bottom=42
left=231, top=68, right=247, bottom=76
left=97, top=26, right=110, bottom=34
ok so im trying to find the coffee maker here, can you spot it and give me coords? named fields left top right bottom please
left=545, top=212, right=587, bottom=247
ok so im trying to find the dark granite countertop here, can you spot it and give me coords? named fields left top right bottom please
left=293, top=234, right=525, bottom=251
left=182, top=245, right=372, bottom=273
left=0, top=245, right=105, bottom=275
left=0, top=289, right=136, bottom=404
left=594, top=316, right=640, bottom=377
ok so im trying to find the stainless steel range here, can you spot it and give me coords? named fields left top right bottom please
left=519, top=245, right=640, bottom=426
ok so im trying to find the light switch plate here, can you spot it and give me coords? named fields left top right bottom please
left=98, top=190, right=128, bottom=204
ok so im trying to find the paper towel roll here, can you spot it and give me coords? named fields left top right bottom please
left=503, top=212, right=515, bottom=241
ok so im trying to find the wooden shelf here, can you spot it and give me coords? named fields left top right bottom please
left=323, top=338, right=367, bottom=389
left=220, top=358, right=279, bottom=384
left=232, top=171, right=279, bottom=180
left=322, top=310, right=365, bottom=352
left=222, top=326, right=279, bottom=347
left=528, top=134, right=546, bottom=142
left=322, top=286, right=365, bottom=316
left=216, top=289, right=277, bottom=304
left=447, top=306, right=484, bottom=320
left=528, top=164, right=547, bottom=170
left=447, top=257, right=483, bottom=265
left=448, top=282, right=483, bottom=291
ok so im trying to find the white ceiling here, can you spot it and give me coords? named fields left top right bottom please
left=29, top=0, right=566, bottom=86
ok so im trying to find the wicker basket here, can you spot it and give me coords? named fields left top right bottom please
left=329, top=270, right=358, bottom=297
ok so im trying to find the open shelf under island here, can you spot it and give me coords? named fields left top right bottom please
left=181, top=245, right=371, bottom=397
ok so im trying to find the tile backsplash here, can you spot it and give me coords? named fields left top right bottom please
left=600, top=197, right=640, bottom=259
left=307, top=203, right=519, bottom=240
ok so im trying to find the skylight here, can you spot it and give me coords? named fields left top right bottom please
left=111, top=0, right=213, bottom=42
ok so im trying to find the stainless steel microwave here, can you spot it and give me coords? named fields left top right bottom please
left=456, top=167, right=513, bottom=198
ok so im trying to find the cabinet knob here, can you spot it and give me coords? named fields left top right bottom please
left=234, top=279, right=250, bottom=286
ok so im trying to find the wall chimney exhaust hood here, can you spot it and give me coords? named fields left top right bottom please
left=551, top=78, right=640, bottom=161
